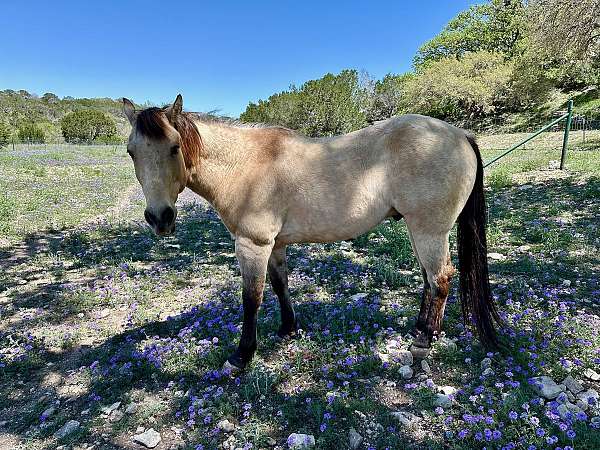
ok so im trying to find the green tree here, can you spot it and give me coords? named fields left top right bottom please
left=403, top=51, right=514, bottom=122
left=0, top=122, right=10, bottom=148
left=523, top=0, right=600, bottom=89
left=414, top=0, right=524, bottom=67
left=365, top=73, right=413, bottom=122
left=60, top=109, right=117, bottom=143
left=240, top=89, right=301, bottom=128
left=527, top=0, right=600, bottom=63
left=295, top=70, right=366, bottom=136
left=17, top=123, right=45, bottom=143
left=241, top=70, right=367, bottom=137
left=41, top=92, right=59, bottom=103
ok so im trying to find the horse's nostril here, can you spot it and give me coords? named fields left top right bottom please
left=161, top=207, right=175, bottom=225
left=144, top=209, right=157, bottom=226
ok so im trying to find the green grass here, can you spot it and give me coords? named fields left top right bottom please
left=0, top=144, right=132, bottom=239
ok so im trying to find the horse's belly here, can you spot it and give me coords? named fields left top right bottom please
left=277, top=199, right=390, bottom=245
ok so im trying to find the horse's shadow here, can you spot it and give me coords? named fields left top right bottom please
left=1, top=281, right=422, bottom=449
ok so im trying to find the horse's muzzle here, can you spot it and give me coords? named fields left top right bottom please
left=144, top=207, right=176, bottom=236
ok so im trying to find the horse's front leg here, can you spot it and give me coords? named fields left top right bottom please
left=268, top=246, right=298, bottom=338
left=225, top=236, right=273, bottom=371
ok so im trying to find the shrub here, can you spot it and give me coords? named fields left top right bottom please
left=403, top=51, right=514, bottom=123
left=0, top=122, right=10, bottom=148
left=241, top=90, right=301, bottom=128
left=364, top=73, right=413, bottom=123
left=17, top=123, right=45, bottom=143
left=295, top=70, right=367, bottom=137
left=241, top=70, right=367, bottom=137
left=94, top=134, right=123, bottom=144
left=486, top=167, right=512, bottom=190
left=60, top=109, right=117, bottom=143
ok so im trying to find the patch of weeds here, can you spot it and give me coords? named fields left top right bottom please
left=370, top=257, right=412, bottom=289
left=0, top=331, right=46, bottom=375
left=0, top=190, right=17, bottom=232
left=240, top=366, right=280, bottom=402
left=80, top=166, right=104, bottom=177
left=21, top=162, right=48, bottom=177
left=433, top=340, right=463, bottom=365
left=486, top=168, right=512, bottom=190
left=57, top=328, right=81, bottom=351
left=410, top=386, right=437, bottom=410
left=355, top=220, right=414, bottom=265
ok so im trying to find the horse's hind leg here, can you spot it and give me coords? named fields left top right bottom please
left=268, top=246, right=298, bottom=338
left=407, top=229, right=455, bottom=358
left=407, top=228, right=430, bottom=336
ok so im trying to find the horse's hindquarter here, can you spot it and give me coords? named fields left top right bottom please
left=276, top=115, right=477, bottom=245
left=383, top=115, right=478, bottom=232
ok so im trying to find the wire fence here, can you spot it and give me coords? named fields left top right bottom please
left=472, top=99, right=600, bottom=176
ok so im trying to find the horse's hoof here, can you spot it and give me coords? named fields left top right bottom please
left=409, top=344, right=431, bottom=359
left=223, top=352, right=247, bottom=373
left=276, top=327, right=297, bottom=340
left=276, top=317, right=300, bottom=340
left=222, top=359, right=242, bottom=374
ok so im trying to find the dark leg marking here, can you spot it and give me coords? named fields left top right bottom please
left=415, top=268, right=430, bottom=334
left=413, top=264, right=455, bottom=349
left=268, top=247, right=298, bottom=338
left=227, top=238, right=272, bottom=370
left=228, top=281, right=263, bottom=369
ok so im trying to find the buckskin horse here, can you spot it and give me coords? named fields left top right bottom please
left=122, top=95, right=500, bottom=371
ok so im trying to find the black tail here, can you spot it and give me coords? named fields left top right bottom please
left=457, top=134, right=501, bottom=348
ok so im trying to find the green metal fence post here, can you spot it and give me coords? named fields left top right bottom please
left=559, top=99, right=573, bottom=170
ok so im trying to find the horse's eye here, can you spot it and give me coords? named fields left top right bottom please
left=170, top=145, right=180, bottom=156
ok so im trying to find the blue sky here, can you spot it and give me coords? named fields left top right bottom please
left=0, top=1, right=475, bottom=117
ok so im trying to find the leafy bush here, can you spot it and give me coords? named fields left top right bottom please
left=364, top=73, right=412, bottom=123
left=296, top=70, right=367, bottom=137
left=241, top=90, right=301, bottom=128
left=403, top=51, right=514, bottom=123
left=17, top=123, right=45, bottom=143
left=94, top=134, right=123, bottom=144
left=60, top=110, right=117, bottom=143
left=486, top=167, right=512, bottom=190
left=0, top=122, right=10, bottom=148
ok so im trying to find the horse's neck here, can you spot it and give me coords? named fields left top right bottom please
left=186, top=120, right=249, bottom=210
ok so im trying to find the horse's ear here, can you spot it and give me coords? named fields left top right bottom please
left=122, top=98, right=137, bottom=125
left=168, top=94, right=183, bottom=123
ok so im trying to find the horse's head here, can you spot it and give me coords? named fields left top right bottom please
left=123, top=95, right=198, bottom=236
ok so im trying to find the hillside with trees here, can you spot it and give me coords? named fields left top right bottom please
left=0, top=90, right=129, bottom=144
left=241, top=0, right=600, bottom=136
